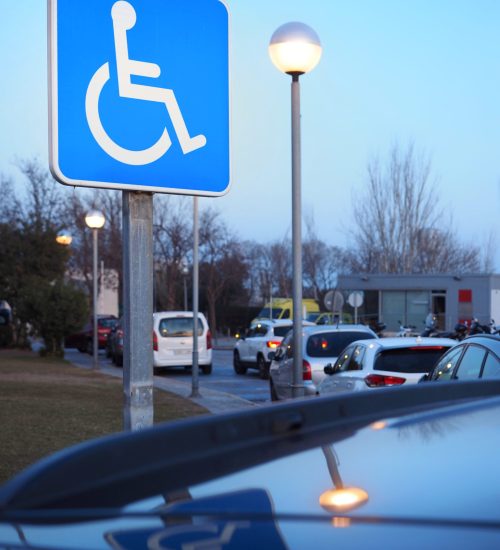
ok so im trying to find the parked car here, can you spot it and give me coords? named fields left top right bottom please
left=65, top=315, right=118, bottom=353
left=269, top=324, right=377, bottom=400
left=317, top=337, right=455, bottom=396
left=233, top=319, right=295, bottom=379
left=5, top=381, right=500, bottom=548
left=106, top=318, right=123, bottom=367
left=424, top=334, right=500, bottom=382
left=153, top=311, right=212, bottom=374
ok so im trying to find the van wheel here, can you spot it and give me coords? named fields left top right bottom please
left=201, top=363, right=212, bottom=375
left=257, top=355, right=269, bottom=380
left=233, top=351, right=247, bottom=375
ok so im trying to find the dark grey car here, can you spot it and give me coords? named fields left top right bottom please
left=425, top=334, right=500, bottom=381
left=5, top=381, right=500, bottom=548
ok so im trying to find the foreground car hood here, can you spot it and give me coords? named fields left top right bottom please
left=3, top=382, right=500, bottom=548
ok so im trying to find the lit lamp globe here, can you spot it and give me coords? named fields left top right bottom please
left=269, top=22, right=322, bottom=75
left=56, top=230, right=72, bottom=246
left=319, top=486, right=369, bottom=513
left=85, top=210, right=106, bottom=229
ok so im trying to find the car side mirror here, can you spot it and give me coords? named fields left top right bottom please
left=268, top=351, right=276, bottom=361
left=419, top=374, right=429, bottom=383
left=324, top=363, right=336, bottom=375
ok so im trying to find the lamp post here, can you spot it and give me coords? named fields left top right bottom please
left=85, top=210, right=106, bottom=369
left=269, top=22, right=322, bottom=398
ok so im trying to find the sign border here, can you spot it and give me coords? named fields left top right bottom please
left=47, top=0, right=231, bottom=197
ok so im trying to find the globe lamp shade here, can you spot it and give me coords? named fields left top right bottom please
left=85, top=210, right=106, bottom=229
left=269, top=22, right=322, bottom=75
left=56, top=230, right=72, bottom=246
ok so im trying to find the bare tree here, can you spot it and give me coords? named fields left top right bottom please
left=348, top=143, right=482, bottom=274
left=303, top=217, right=344, bottom=302
left=153, top=195, right=192, bottom=310
left=198, top=207, right=249, bottom=335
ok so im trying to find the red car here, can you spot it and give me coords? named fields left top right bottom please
left=65, top=315, right=118, bottom=353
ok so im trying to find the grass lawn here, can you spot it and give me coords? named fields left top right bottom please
left=0, top=349, right=208, bottom=484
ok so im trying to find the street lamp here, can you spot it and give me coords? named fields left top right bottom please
left=269, top=22, right=322, bottom=398
left=85, top=209, right=106, bottom=369
left=56, top=229, right=72, bottom=246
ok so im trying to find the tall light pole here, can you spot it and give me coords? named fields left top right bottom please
left=269, top=22, right=322, bottom=398
left=85, top=210, right=106, bottom=369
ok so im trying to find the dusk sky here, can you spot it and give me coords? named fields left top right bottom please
left=2, top=1, right=499, bottom=269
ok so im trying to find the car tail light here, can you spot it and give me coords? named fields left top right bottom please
left=153, top=330, right=158, bottom=351
left=303, top=360, right=312, bottom=381
left=266, top=340, right=281, bottom=349
left=206, top=330, right=212, bottom=350
left=365, top=374, right=405, bottom=387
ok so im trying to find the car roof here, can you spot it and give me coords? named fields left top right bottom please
left=303, top=324, right=377, bottom=337
left=154, top=311, right=199, bottom=317
left=460, top=334, right=500, bottom=352
left=4, top=381, right=500, bottom=517
left=251, top=319, right=292, bottom=327
left=353, top=336, right=456, bottom=350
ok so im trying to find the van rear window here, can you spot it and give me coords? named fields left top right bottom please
left=159, top=318, right=203, bottom=337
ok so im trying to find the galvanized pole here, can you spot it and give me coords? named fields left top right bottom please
left=191, top=196, right=200, bottom=398
left=291, top=74, right=304, bottom=398
left=122, top=191, right=154, bottom=431
left=92, top=228, right=99, bottom=370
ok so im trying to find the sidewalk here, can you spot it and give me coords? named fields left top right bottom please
left=68, top=352, right=258, bottom=415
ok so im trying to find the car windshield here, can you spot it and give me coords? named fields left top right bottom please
left=374, top=347, right=451, bottom=373
left=257, top=308, right=283, bottom=319
left=159, top=317, right=203, bottom=337
left=273, top=326, right=292, bottom=337
left=306, top=331, right=375, bottom=357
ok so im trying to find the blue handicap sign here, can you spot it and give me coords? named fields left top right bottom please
left=49, top=0, right=230, bottom=196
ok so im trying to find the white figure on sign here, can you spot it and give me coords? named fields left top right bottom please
left=85, top=0, right=206, bottom=165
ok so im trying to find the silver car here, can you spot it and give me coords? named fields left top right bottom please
left=317, top=337, right=456, bottom=396
left=269, top=324, right=377, bottom=400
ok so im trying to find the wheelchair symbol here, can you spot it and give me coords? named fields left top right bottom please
left=85, top=0, right=206, bottom=166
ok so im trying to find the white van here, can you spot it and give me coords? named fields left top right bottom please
left=152, top=311, right=212, bottom=374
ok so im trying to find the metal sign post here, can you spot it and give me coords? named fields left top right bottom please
left=123, top=191, right=154, bottom=430
left=191, top=196, right=200, bottom=398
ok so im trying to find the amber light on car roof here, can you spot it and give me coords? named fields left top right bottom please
left=319, top=486, right=369, bottom=513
